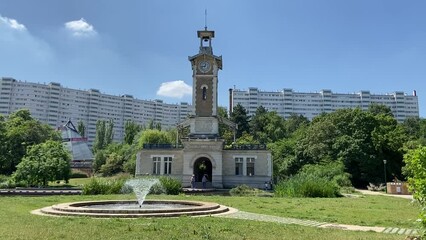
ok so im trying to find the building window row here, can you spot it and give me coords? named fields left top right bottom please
left=152, top=155, right=173, bottom=175
left=234, top=156, right=256, bottom=176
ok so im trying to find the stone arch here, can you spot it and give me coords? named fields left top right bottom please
left=190, top=153, right=216, bottom=168
left=191, top=153, right=215, bottom=183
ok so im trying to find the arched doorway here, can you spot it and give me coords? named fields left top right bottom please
left=193, top=157, right=212, bottom=183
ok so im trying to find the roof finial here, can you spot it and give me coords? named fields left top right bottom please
left=204, top=9, right=208, bottom=30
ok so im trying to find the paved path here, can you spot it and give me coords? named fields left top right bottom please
left=219, top=211, right=418, bottom=236
left=355, top=189, right=413, bottom=199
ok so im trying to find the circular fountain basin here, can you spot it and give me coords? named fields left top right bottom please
left=35, top=200, right=235, bottom=218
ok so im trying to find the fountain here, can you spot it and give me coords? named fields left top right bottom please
left=33, top=177, right=235, bottom=218
left=123, top=178, right=160, bottom=207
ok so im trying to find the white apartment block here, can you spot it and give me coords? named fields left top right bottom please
left=231, top=87, right=419, bottom=122
left=0, top=77, right=191, bottom=145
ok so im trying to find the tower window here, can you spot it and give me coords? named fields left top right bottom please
left=202, top=87, right=207, bottom=100
left=201, top=85, right=208, bottom=101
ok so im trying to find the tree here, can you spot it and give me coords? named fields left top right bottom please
left=93, top=120, right=106, bottom=153
left=137, top=129, right=172, bottom=149
left=93, top=119, right=114, bottom=153
left=403, top=146, right=426, bottom=234
left=77, top=120, right=86, bottom=138
left=105, top=119, right=114, bottom=146
left=2, top=109, right=60, bottom=175
left=217, top=106, right=234, bottom=145
left=93, top=150, right=107, bottom=173
left=146, top=120, right=161, bottom=130
left=100, top=152, right=125, bottom=176
left=236, top=132, right=259, bottom=145
left=0, top=116, right=7, bottom=174
left=249, top=106, right=268, bottom=143
left=368, top=103, right=393, bottom=117
left=262, top=111, right=286, bottom=143
left=230, top=104, right=250, bottom=139
left=284, top=114, right=309, bottom=135
left=291, top=108, right=408, bottom=187
left=13, top=140, right=71, bottom=186
left=124, top=120, right=141, bottom=145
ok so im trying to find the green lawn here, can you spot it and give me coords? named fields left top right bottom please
left=0, top=193, right=420, bottom=240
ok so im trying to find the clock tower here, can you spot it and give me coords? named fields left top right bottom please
left=137, top=27, right=272, bottom=190
left=187, top=28, right=222, bottom=138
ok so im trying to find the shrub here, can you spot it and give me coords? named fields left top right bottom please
left=82, top=177, right=127, bottom=195
left=275, top=174, right=341, bottom=198
left=0, top=175, right=9, bottom=184
left=230, top=184, right=265, bottom=196
left=158, top=176, right=182, bottom=195
left=82, top=175, right=181, bottom=195
left=299, top=161, right=352, bottom=188
left=0, top=176, right=28, bottom=188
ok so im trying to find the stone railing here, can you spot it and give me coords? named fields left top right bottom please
left=142, top=143, right=184, bottom=149
left=224, top=144, right=267, bottom=150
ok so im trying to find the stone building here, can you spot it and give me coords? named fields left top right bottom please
left=136, top=28, right=272, bottom=188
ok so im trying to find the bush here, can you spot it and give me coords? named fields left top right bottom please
left=0, top=175, right=9, bottom=184
left=230, top=184, right=265, bottom=196
left=0, top=176, right=28, bottom=188
left=275, top=174, right=341, bottom=198
left=158, top=176, right=182, bottom=195
left=82, top=178, right=127, bottom=195
left=299, top=161, right=352, bottom=188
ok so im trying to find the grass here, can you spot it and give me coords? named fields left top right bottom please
left=0, top=193, right=420, bottom=240
left=152, top=194, right=420, bottom=229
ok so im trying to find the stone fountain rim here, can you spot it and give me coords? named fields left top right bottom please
left=34, top=199, right=237, bottom=218
left=50, top=199, right=221, bottom=214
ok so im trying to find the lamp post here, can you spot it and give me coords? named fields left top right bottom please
left=383, top=159, right=387, bottom=193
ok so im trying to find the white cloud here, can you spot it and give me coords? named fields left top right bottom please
left=0, top=15, right=26, bottom=31
left=157, top=80, right=192, bottom=98
left=0, top=14, right=53, bottom=73
left=65, top=18, right=97, bottom=37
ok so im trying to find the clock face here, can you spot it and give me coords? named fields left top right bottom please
left=198, top=61, right=211, bottom=73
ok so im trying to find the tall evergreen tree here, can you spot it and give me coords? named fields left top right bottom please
left=230, top=104, right=250, bottom=139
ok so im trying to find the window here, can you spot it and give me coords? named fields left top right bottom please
left=235, top=157, right=243, bottom=175
left=153, top=157, right=161, bottom=175
left=202, top=87, right=207, bottom=100
left=247, top=157, right=255, bottom=176
left=152, top=155, right=173, bottom=175
left=234, top=156, right=256, bottom=176
left=164, top=157, right=172, bottom=175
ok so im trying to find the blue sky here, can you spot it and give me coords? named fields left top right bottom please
left=1, top=1, right=425, bottom=116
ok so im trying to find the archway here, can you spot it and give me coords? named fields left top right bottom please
left=193, top=157, right=212, bottom=183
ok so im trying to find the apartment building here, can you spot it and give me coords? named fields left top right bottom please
left=231, top=87, right=419, bottom=122
left=0, top=77, right=191, bottom=145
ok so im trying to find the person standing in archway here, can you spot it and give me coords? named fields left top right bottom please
left=202, top=174, right=208, bottom=189
left=191, top=174, right=196, bottom=189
